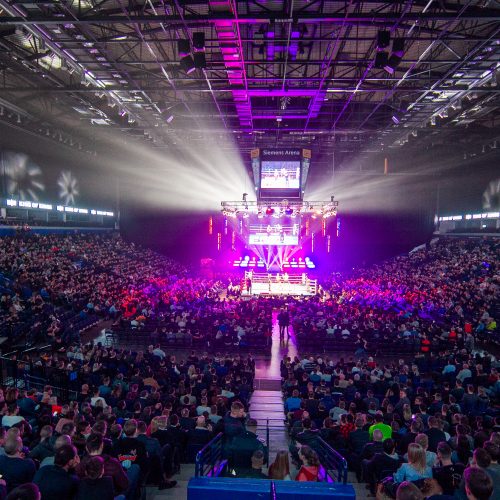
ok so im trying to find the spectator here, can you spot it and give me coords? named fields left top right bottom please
left=0, top=437, right=36, bottom=492
left=296, top=446, right=320, bottom=482
left=76, top=456, right=114, bottom=500
left=268, top=451, right=291, bottom=481
left=75, top=433, right=129, bottom=497
left=393, top=443, right=432, bottom=483
left=425, top=417, right=446, bottom=453
left=464, top=467, right=493, bottom=500
left=236, top=450, right=267, bottom=479
left=432, top=442, right=465, bottom=495
left=33, top=444, right=80, bottom=500
left=4, top=483, right=41, bottom=500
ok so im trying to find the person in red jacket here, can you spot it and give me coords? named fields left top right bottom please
left=296, top=445, right=320, bottom=482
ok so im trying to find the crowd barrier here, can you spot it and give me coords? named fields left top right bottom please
left=187, top=478, right=356, bottom=500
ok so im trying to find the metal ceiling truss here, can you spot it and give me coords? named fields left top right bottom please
left=0, top=0, right=497, bottom=166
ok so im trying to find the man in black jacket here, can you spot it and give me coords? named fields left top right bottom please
left=227, top=418, right=267, bottom=470
left=289, top=418, right=320, bottom=463
left=33, top=444, right=80, bottom=500
left=363, top=438, right=401, bottom=494
left=425, top=416, right=446, bottom=453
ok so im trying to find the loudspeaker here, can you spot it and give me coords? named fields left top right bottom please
left=193, top=52, right=206, bottom=69
left=377, top=30, right=390, bottom=49
left=374, top=51, right=389, bottom=68
left=177, top=39, right=190, bottom=56
left=392, top=38, right=405, bottom=57
left=193, top=32, right=205, bottom=50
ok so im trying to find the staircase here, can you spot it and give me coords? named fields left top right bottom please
left=249, top=389, right=289, bottom=459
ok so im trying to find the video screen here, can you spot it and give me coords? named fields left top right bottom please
left=249, top=233, right=299, bottom=246
left=248, top=222, right=300, bottom=246
left=260, top=161, right=301, bottom=190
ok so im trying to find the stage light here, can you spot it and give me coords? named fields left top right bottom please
left=242, top=193, right=248, bottom=201
left=166, top=115, right=174, bottom=124
left=285, top=207, right=293, bottom=215
left=180, top=55, right=196, bottom=74
left=266, top=207, right=274, bottom=215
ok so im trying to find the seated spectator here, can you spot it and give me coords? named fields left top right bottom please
left=432, top=442, right=465, bottom=496
left=1, top=404, right=25, bottom=429
left=39, top=435, right=72, bottom=467
left=395, top=481, right=424, bottom=500
left=113, top=419, right=148, bottom=474
left=348, top=416, right=370, bottom=458
left=4, top=483, right=41, bottom=500
left=464, top=467, right=493, bottom=500
left=28, top=426, right=54, bottom=462
left=393, top=443, right=432, bottom=483
left=236, top=450, right=267, bottom=479
left=268, top=451, right=292, bottom=481
left=76, top=456, right=114, bottom=500
left=363, top=438, right=400, bottom=494
left=425, top=417, right=446, bottom=453
left=0, top=437, right=36, bottom=492
left=296, top=446, right=320, bottom=482
left=369, top=412, right=392, bottom=441
left=360, top=429, right=385, bottom=461
left=404, top=434, right=436, bottom=468
left=75, top=433, right=129, bottom=497
left=33, top=444, right=80, bottom=500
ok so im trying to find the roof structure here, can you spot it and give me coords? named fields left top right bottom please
left=0, top=0, right=498, bottom=167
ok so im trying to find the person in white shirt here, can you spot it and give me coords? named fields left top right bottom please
left=1, top=404, right=25, bottom=428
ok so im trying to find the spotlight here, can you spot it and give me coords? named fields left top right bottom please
left=242, top=193, right=248, bottom=202
left=180, top=55, right=196, bottom=74
left=285, top=207, right=293, bottom=216
left=166, top=115, right=174, bottom=124
left=266, top=207, right=274, bottom=215
left=330, top=195, right=335, bottom=202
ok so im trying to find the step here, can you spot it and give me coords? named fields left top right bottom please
left=252, top=390, right=283, bottom=396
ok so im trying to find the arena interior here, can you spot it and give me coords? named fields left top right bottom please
left=0, top=1, right=499, bottom=499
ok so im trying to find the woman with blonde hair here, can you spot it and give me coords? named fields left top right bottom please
left=268, top=451, right=291, bottom=480
left=394, top=443, right=432, bottom=483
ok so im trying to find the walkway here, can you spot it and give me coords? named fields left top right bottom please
left=250, top=311, right=298, bottom=465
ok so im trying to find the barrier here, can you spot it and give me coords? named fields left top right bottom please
left=315, top=437, right=349, bottom=484
left=187, top=477, right=356, bottom=500
left=195, top=433, right=227, bottom=478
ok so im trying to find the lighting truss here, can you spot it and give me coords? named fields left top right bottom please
left=221, top=200, right=339, bottom=219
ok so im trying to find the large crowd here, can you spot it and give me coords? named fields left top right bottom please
left=0, top=232, right=498, bottom=499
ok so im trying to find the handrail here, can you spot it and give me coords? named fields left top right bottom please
left=195, top=432, right=224, bottom=478
left=315, top=437, right=348, bottom=484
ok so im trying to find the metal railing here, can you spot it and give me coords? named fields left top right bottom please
left=195, top=432, right=225, bottom=478
left=0, top=357, right=79, bottom=401
left=315, top=437, right=349, bottom=484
